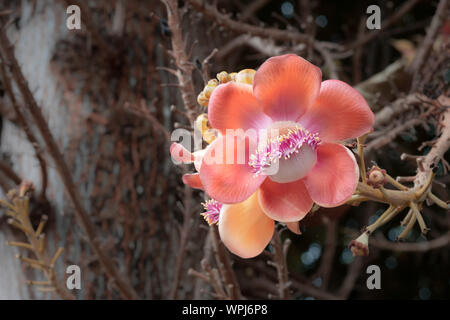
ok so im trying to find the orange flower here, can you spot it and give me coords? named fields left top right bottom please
left=171, top=54, right=374, bottom=258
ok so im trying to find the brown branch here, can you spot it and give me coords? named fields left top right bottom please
left=239, top=0, right=270, bottom=22
left=0, top=28, right=140, bottom=300
left=270, top=228, right=291, bottom=299
left=211, top=226, right=242, bottom=299
left=162, top=0, right=198, bottom=124
left=201, top=48, right=218, bottom=84
left=414, top=107, right=450, bottom=189
left=366, top=117, right=425, bottom=152
left=0, top=160, right=21, bottom=185
left=409, top=0, right=448, bottom=77
left=124, top=100, right=171, bottom=141
left=374, top=94, right=423, bottom=128
left=372, top=232, right=450, bottom=252
left=0, top=61, right=48, bottom=199
left=337, top=258, right=365, bottom=299
left=240, top=258, right=340, bottom=300
left=187, top=0, right=314, bottom=44
left=188, top=259, right=228, bottom=299
left=169, top=185, right=194, bottom=299
left=313, top=220, right=338, bottom=289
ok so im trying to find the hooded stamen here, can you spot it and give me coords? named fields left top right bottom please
left=249, top=126, right=321, bottom=178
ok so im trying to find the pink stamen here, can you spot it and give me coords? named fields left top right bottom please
left=249, top=126, right=321, bottom=176
left=201, top=199, right=223, bottom=225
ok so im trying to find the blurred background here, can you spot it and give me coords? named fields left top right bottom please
left=0, top=0, right=448, bottom=299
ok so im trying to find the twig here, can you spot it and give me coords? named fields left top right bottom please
left=270, top=228, right=291, bottom=299
left=0, top=160, right=21, bottom=185
left=201, top=48, right=218, bottom=84
left=169, top=185, right=194, bottom=299
left=337, top=258, right=365, bottom=299
left=187, top=0, right=318, bottom=45
left=409, top=0, right=448, bottom=78
left=3, top=192, right=74, bottom=300
left=366, top=117, right=425, bottom=151
left=372, top=232, right=450, bottom=251
left=313, top=220, right=338, bottom=289
left=162, top=0, right=198, bottom=124
left=211, top=226, right=242, bottom=299
left=0, top=61, right=48, bottom=199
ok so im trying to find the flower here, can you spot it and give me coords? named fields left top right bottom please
left=171, top=54, right=374, bottom=258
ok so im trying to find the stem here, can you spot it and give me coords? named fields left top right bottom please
left=366, top=206, right=395, bottom=233
left=410, top=202, right=429, bottom=234
left=428, top=192, right=449, bottom=209
left=397, top=212, right=417, bottom=240
left=385, top=174, right=408, bottom=191
left=357, top=135, right=368, bottom=183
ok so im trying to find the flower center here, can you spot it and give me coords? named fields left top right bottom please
left=248, top=121, right=321, bottom=183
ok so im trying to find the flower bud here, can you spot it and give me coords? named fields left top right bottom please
left=195, top=113, right=208, bottom=131
left=236, top=69, right=256, bottom=84
left=349, top=232, right=369, bottom=256
left=208, top=79, right=219, bottom=86
left=217, top=71, right=231, bottom=84
left=195, top=113, right=217, bottom=144
left=203, top=83, right=217, bottom=99
left=197, top=91, right=209, bottom=107
left=229, top=72, right=238, bottom=81
left=367, top=166, right=386, bottom=188
left=202, top=129, right=217, bottom=144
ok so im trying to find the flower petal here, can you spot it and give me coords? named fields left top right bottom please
left=208, top=82, right=272, bottom=134
left=286, top=222, right=301, bottom=235
left=298, top=80, right=374, bottom=142
left=253, top=54, right=322, bottom=121
left=258, top=178, right=313, bottom=222
left=170, top=142, right=194, bottom=164
left=219, top=192, right=274, bottom=258
left=199, top=134, right=266, bottom=204
left=303, top=143, right=359, bottom=207
left=182, top=173, right=204, bottom=190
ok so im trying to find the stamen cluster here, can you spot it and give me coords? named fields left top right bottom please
left=201, top=199, right=223, bottom=225
left=249, top=126, right=321, bottom=176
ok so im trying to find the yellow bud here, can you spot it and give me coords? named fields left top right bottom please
left=195, top=113, right=209, bottom=133
left=197, top=92, right=209, bottom=108
left=203, top=83, right=216, bottom=99
left=217, top=71, right=231, bottom=84
left=229, top=72, right=238, bottom=81
left=208, top=79, right=219, bottom=86
left=202, top=129, right=217, bottom=144
left=236, top=69, right=256, bottom=84
left=195, top=114, right=217, bottom=144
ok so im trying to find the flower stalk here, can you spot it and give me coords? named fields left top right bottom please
left=349, top=112, right=449, bottom=253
